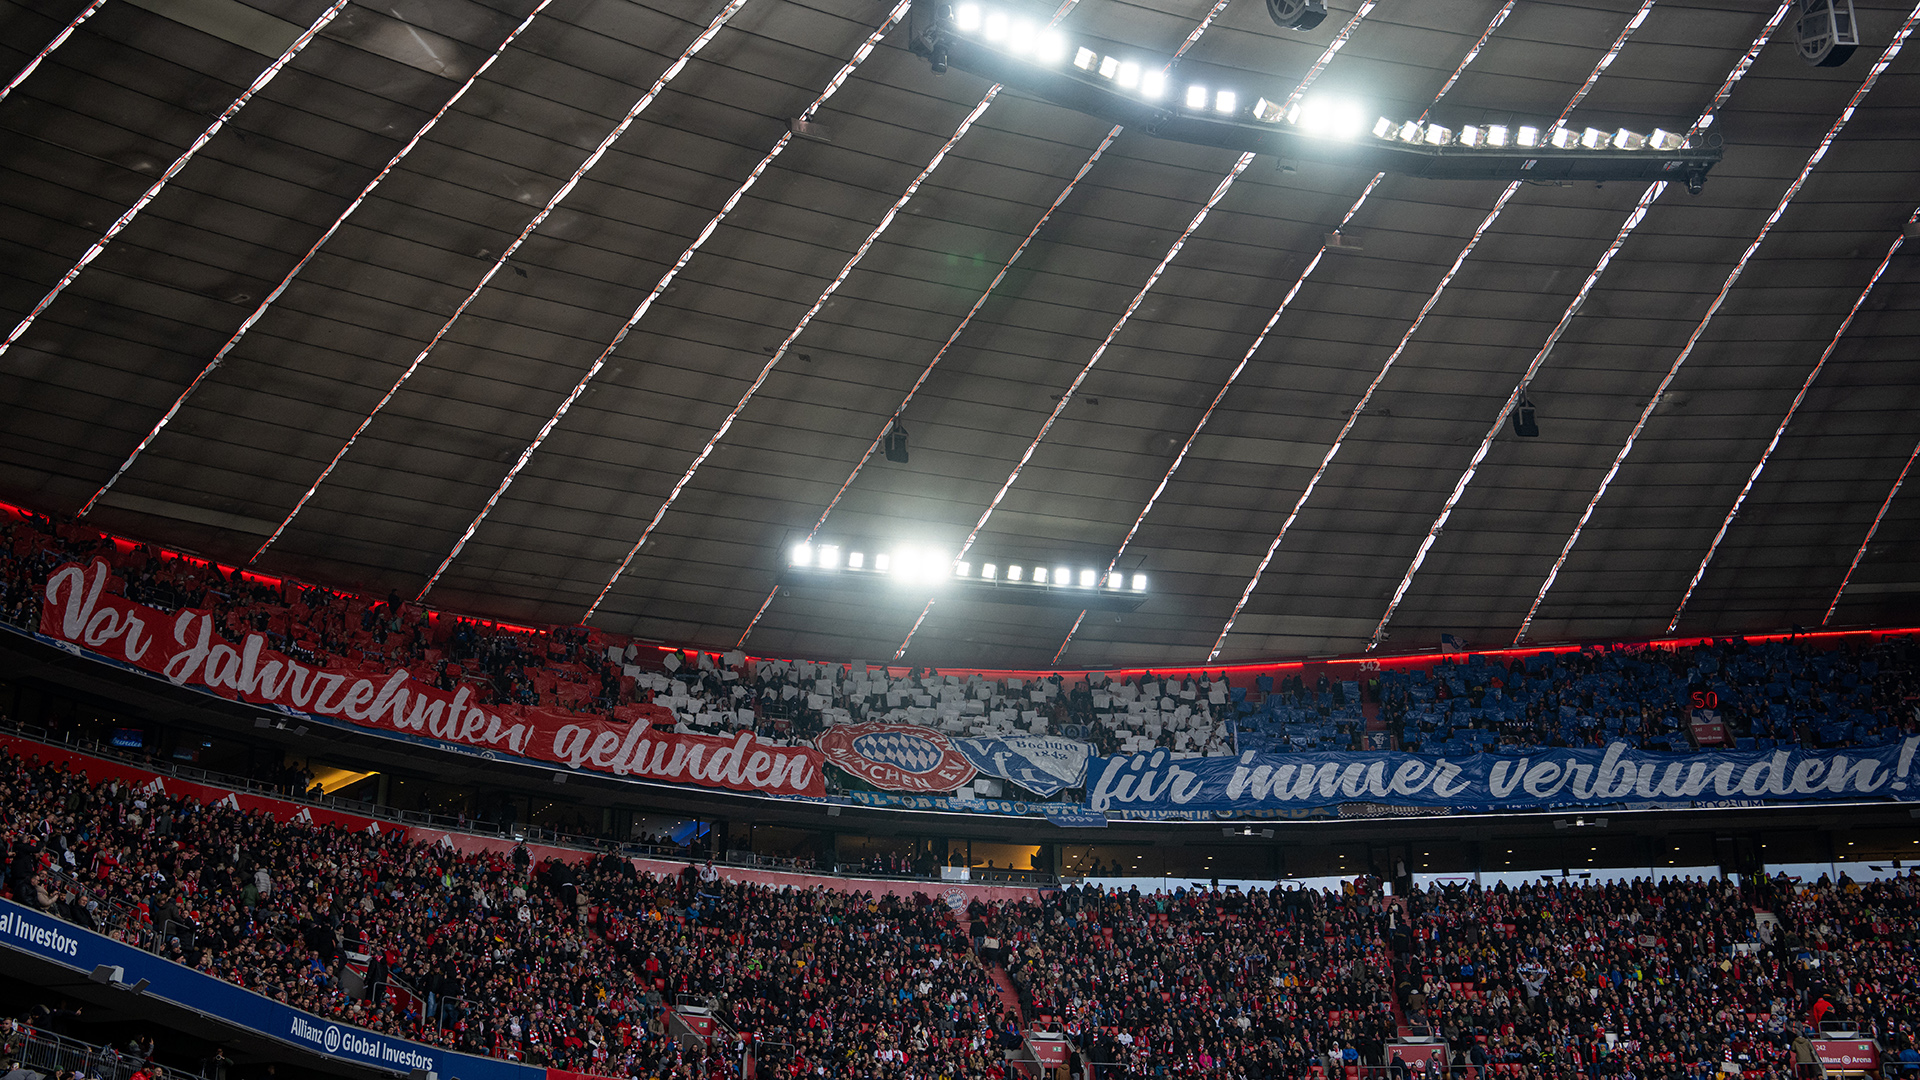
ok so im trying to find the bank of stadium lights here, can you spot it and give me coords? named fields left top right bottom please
left=918, top=0, right=1721, bottom=187
left=786, top=539, right=1147, bottom=610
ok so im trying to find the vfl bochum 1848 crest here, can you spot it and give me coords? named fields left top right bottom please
left=816, top=722, right=978, bottom=793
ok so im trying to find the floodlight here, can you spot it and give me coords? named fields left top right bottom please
left=1373, top=117, right=1395, bottom=139
left=1074, top=47, right=1097, bottom=70
left=1397, top=120, right=1422, bottom=142
left=1516, top=125, right=1541, bottom=147
left=1116, top=61, right=1140, bottom=89
left=982, top=563, right=998, bottom=580
left=1036, top=31, right=1067, bottom=63
left=1649, top=129, right=1683, bottom=151
left=1214, top=90, right=1236, bottom=114
left=1079, top=569, right=1096, bottom=587
left=1298, top=97, right=1362, bottom=138
left=982, top=11, right=1007, bottom=42
left=1140, top=69, right=1165, bottom=98
left=1032, top=567, right=1047, bottom=583
left=1007, top=19, right=1037, bottom=54
left=1457, top=125, right=1484, bottom=148
left=1256, top=98, right=1287, bottom=123
left=955, top=3, right=982, bottom=31
left=848, top=552, right=865, bottom=569
left=1186, top=84, right=1208, bottom=109
left=1485, top=124, right=1509, bottom=147
left=818, top=545, right=840, bottom=569
left=1422, top=124, right=1452, bottom=146
left=875, top=553, right=892, bottom=572
left=1613, top=128, right=1645, bottom=150
left=1007, top=565, right=1024, bottom=581
left=1580, top=127, right=1608, bottom=150
left=1106, top=572, right=1123, bottom=588
left=1098, top=55, right=1119, bottom=79
left=1131, top=574, right=1147, bottom=591
left=1054, top=566, right=1071, bottom=585
left=791, top=544, right=812, bottom=567
left=954, top=562, right=970, bottom=578
left=1550, top=127, right=1579, bottom=149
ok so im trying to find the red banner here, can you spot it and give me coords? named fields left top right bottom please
left=39, top=560, right=823, bottom=798
left=816, top=721, right=976, bottom=793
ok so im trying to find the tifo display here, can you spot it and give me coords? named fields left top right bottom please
left=3, top=741, right=1918, bottom=1080
left=2, top=507, right=1918, bottom=823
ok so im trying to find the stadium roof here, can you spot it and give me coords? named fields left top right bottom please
left=2, top=0, right=1918, bottom=671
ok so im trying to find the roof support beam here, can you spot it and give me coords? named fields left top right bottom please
left=1049, top=0, right=1519, bottom=667
left=733, top=0, right=1240, bottom=651
left=1512, top=3, right=1920, bottom=644
left=0, top=0, right=350, bottom=363
left=890, top=2, right=1380, bottom=663
left=1667, top=205, right=1919, bottom=632
left=411, top=0, right=916, bottom=602
left=1827, top=437, right=1920, bottom=626
left=1369, top=3, right=1796, bottom=652
left=1205, top=0, right=1664, bottom=663
left=1, top=0, right=108, bottom=106
left=77, top=0, right=565, bottom=522
left=584, top=0, right=1088, bottom=623
left=224, top=0, right=750, bottom=573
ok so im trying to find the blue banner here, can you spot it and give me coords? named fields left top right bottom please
left=0, top=900, right=539, bottom=1080
left=955, top=735, right=1092, bottom=797
left=1085, top=738, right=1920, bottom=814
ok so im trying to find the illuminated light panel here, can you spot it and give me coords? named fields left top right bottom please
left=1671, top=204, right=1919, bottom=632
left=982, top=563, right=997, bottom=580
left=1079, top=569, right=1096, bottom=588
left=1132, top=574, right=1147, bottom=592
left=1036, top=31, right=1067, bottom=63
left=1074, top=46, right=1097, bottom=70
left=1054, top=566, right=1071, bottom=586
left=848, top=551, right=866, bottom=569
left=791, top=544, right=812, bottom=566
left=1007, top=565, right=1024, bottom=582
left=1032, top=568, right=1048, bottom=584
left=1828, top=438, right=1920, bottom=625
left=1140, top=69, right=1165, bottom=98
left=955, top=561, right=971, bottom=578
left=1211, top=0, right=1659, bottom=661
left=0, top=0, right=353, bottom=364
left=1485, top=124, right=1509, bottom=146
left=1516, top=125, right=1540, bottom=147
left=875, top=553, right=892, bottom=572
left=1514, top=0, right=1907, bottom=645
left=1296, top=97, right=1364, bottom=137
left=1214, top=89, right=1236, bottom=113
left=1186, top=83, right=1208, bottom=108
left=1055, top=0, right=1511, bottom=664
left=750, top=0, right=1235, bottom=653
left=956, top=3, right=982, bottom=31
left=1116, top=60, right=1140, bottom=88
left=1098, top=54, right=1119, bottom=79
left=83, top=0, right=570, bottom=521
left=1, top=0, right=106, bottom=106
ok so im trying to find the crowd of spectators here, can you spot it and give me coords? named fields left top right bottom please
left=6, top=509, right=1917, bottom=784
left=0, top=745, right=1012, bottom=1080
left=8, top=727, right=1920, bottom=1080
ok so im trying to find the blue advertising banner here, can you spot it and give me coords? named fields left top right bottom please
left=0, top=899, right=540, bottom=1080
left=1084, top=738, right=1920, bottom=815
left=955, top=735, right=1092, bottom=797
